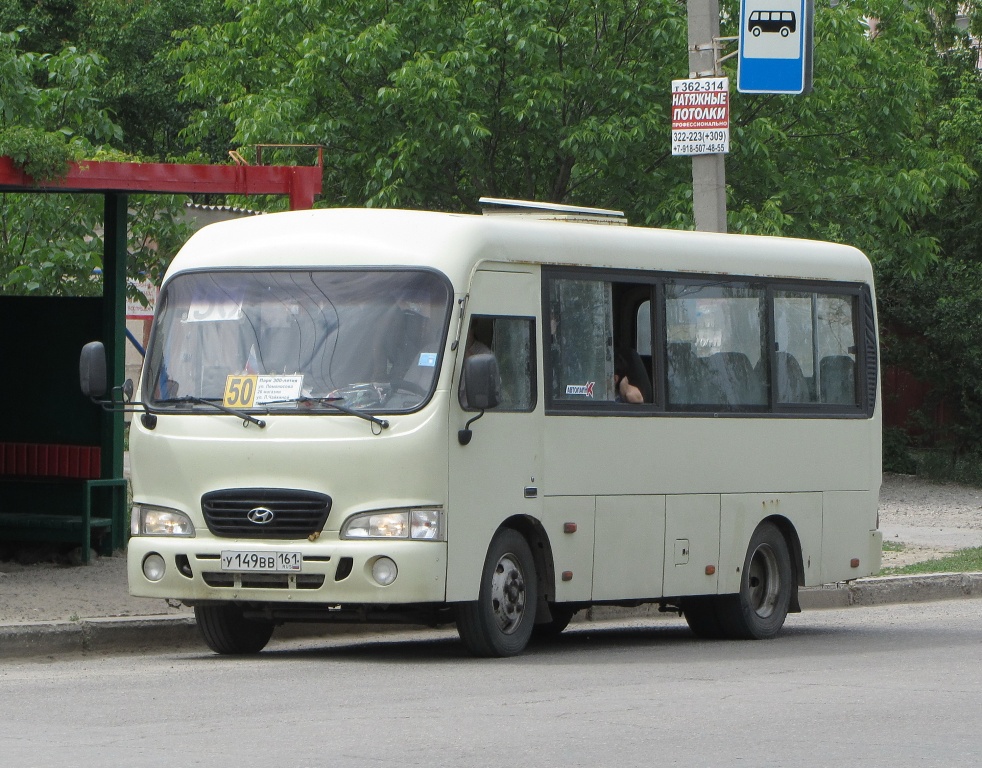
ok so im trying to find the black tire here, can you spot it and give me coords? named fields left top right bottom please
left=455, top=528, right=537, bottom=657
left=532, top=604, right=577, bottom=642
left=195, top=604, right=275, bottom=654
left=716, top=522, right=793, bottom=639
left=682, top=595, right=726, bottom=639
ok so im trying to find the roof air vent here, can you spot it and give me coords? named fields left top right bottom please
left=478, top=197, right=627, bottom=225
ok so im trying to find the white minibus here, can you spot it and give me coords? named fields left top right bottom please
left=82, top=199, right=882, bottom=656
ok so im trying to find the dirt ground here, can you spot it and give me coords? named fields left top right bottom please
left=878, top=472, right=982, bottom=567
left=1, top=472, right=981, bottom=625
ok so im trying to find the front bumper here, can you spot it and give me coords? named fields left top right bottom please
left=127, top=536, right=448, bottom=606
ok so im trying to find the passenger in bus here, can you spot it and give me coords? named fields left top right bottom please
left=614, top=350, right=646, bottom=403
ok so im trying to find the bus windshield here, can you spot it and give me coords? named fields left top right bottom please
left=144, top=269, right=451, bottom=413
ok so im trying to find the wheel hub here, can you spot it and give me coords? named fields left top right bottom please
left=490, top=554, right=526, bottom=634
left=748, top=543, right=781, bottom=618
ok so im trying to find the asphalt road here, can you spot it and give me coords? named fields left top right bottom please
left=2, top=599, right=981, bottom=767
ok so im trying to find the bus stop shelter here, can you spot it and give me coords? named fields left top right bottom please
left=0, top=157, right=322, bottom=560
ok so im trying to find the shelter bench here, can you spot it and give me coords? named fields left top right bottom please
left=0, top=442, right=127, bottom=564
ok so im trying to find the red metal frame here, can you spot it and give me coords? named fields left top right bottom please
left=0, top=157, right=322, bottom=210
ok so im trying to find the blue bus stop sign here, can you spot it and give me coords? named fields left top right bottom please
left=737, top=0, right=813, bottom=94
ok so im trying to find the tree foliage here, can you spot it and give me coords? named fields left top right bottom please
left=4, top=0, right=982, bottom=444
left=171, top=0, right=977, bottom=275
left=722, top=0, right=975, bottom=272
left=873, top=0, right=982, bottom=456
left=0, top=29, right=190, bottom=297
left=77, top=0, right=227, bottom=159
left=176, top=0, right=691, bottom=219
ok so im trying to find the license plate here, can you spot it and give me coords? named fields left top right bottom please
left=220, top=551, right=302, bottom=573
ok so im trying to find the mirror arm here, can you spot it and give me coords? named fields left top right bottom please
left=457, top=409, right=486, bottom=446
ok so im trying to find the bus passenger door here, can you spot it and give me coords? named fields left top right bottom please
left=446, top=268, right=543, bottom=603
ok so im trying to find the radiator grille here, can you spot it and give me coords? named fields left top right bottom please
left=201, top=488, right=332, bottom=539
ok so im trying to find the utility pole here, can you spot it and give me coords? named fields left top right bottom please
left=687, top=0, right=727, bottom=233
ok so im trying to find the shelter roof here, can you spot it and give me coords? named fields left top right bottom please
left=0, top=157, right=321, bottom=209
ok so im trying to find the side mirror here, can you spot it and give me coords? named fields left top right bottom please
left=79, top=341, right=108, bottom=398
left=462, top=353, right=501, bottom=410
left=458, top=353, right=500, bottom=446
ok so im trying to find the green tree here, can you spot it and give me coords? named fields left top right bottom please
left=77, top=0, right=228, bottom=160
left=175, top=0, right=691, bottom=217
left=873, top=0, right=982, bottom=459
left=0, top=30, right=190, bottom=297
left=0, top=0, right=84, bottom=53
left=722, top=0, right=974, bottom=272
left=174, top=0, right=973, bottom=276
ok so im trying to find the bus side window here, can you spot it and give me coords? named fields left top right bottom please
left=460, top=316, right=535, bottom=411
left=548, top=279, right=614, bottom=403
left=774, top=291, right=859, bottom=406
left=665, top=281, right=767, bottom=408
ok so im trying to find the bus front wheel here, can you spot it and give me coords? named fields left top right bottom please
left=718, top=522, right=793, bottom=639
left=455, top=529, right=538, bottom=657
left=195, top=604, right=275, bottom=654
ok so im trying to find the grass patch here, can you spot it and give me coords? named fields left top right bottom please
left=880, top=546, right=982, bottom=575
left=882, top=540, right=905, bottom=552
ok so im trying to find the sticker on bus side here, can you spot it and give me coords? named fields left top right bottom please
left=565, top=382, right=596, bottom=397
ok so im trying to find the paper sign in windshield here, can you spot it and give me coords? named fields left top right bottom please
left=224, top=375, right=303, bottom=408
left=185, top=297, right=243, bottom=323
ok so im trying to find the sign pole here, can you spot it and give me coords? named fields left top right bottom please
left=687, top=0, right=726, bottom=233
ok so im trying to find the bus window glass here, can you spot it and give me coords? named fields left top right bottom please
left=665, top=282, right=767, bottom=407
left=816, top=294, right=858, bottom=404
left=774, top=291, right=858, bottom=405
left=637, top=300, right=651, bottom=353
left=461, top=316, right=535, bottom=411
left=548, top=279, right=614, bottom=403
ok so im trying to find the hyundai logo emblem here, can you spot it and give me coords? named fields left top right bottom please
left=247, top=507, right=275, bottom=525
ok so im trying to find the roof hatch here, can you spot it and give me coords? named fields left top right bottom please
left=478, top=197, right=627, bottom=225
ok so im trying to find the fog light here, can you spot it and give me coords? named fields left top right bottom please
left=143, top=553, right=166, bottom=582
left=371, top=557, right=398, bottom=586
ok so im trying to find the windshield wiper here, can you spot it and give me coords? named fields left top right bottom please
left=154, top=396, right=266, bottom=428
left=266, top=396, right=389, bottom=430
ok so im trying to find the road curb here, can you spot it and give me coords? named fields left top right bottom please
left=798, top=571, right=982, bottom=609
left=3, top=573, right=982, bottom=659
left=0, top=615, right=200, bottom=659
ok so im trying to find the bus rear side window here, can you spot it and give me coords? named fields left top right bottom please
left=774, top=291, right=858, bottom=405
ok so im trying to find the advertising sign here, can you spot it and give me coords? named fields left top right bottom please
left=671, top=77, right=730, bottom=156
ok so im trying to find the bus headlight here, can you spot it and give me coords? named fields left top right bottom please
left=132, top=505, right=196, bottom=537
left=341, top=507, right=444, bottom=541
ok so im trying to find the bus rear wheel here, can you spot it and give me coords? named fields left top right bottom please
left=455, top=528, right=537, bottom=657
left=717, top=522, right=793, bottom=639
left=195, top=604, right=275, bottom=654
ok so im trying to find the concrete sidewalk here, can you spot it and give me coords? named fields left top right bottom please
left=3, top=571, right=982, bottom=660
